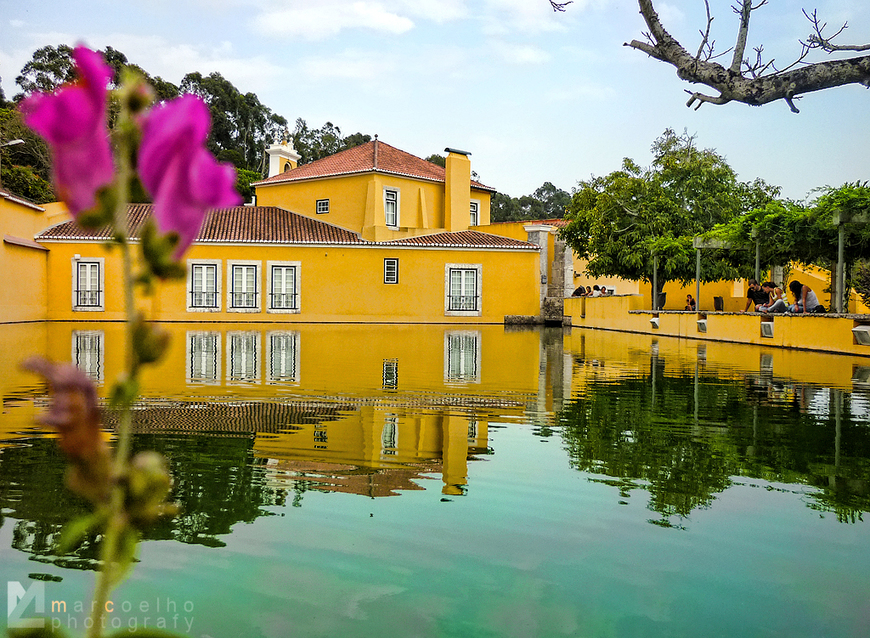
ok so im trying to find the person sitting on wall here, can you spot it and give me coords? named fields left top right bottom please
left=742, top=279, right=769, bottom=312
left=600, top=286, right=608, bottom=296
left=685, top=294, right=696, bottom=311
left=788, top=280, right=825, bottom=313
left=759, top=282, right=788, bottom=313
left=571, top=286, right=586, bottom=297
left=590, top=285, right=602, bottom=298
left=585, top=286, right=592, bottom=296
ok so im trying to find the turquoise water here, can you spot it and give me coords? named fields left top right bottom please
left=1, top=325, right=869, bottom=637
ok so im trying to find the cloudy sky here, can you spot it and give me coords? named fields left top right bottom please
left=1, top=0, right=867, bottom=200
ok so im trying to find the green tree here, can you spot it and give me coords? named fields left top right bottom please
left=180, top=71, right=287, bottom=176
left=0, top=106, right=55, bottom=200
left=560, top=129, right=772, bottom=297
left=424, top=153, right=446, bottom=168
left=490, top=192, right=521, bottom=222
left=531, top=181, right=571, bottom=218
left=14, top=44, right=76, bottom=99
left=290, top=119, right=372, bottom=165
left=710, top=182, right=870, bottom=308
left=490, top=182, right=571, bottom=223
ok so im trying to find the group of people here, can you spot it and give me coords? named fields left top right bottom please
left=572, top=285, right=611, bottom=297
left=742, top=279, right=825, bottom=314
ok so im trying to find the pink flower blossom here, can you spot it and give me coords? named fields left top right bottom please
left=20, top=46, right=115, bottom=217
left=138, top=95, right=240, bottom=258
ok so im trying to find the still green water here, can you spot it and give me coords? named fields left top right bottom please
left=1, top=323, right=869, bottom=637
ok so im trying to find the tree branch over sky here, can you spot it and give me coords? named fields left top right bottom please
left=552, top=0, right=870, bottom=112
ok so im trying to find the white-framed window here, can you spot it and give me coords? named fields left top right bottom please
left=384, top=188, right=399, bottom=228
left=383, top=358, right=398, bottom=390
left=384, top=258, right=399, bottom=284
left=445, top=264, right=482, bottom=316
left=186, top=331, right=221, bottom=384
left=316, top=199, right=330, bottom=214
left=267, top=261, right=301, bottom=313
left=72, top=330, right=104, bottom=382
left=469, top=200, right=480, bottom=226
left=187, top=260, right=221, bottom=312
left=444, top=330, right=481, bottom=384
left=266, top=331, right=300, bottom=384
left=72, top=257, right=104, bottom=311
left=227, top=331, right=260, bottom=383
left=228, top=261, right=260, bottom=312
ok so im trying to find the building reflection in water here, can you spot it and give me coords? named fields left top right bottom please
left=186, top=331, right=220, bottom=384
left=64, top=324, right=520, bottom=499
left=71, top=329, right=104, bottom=383
left=267, top=331, right=300, bottom=384
left=227, top=331, right=259, bottom=383
left=445, top=330, right=480, bottom=383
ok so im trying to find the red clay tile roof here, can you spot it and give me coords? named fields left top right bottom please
left=34, top=204, right=539, bottom=251
left=253, top=140, right=496, bottom=192
left=36, top=204, right=367, bottom=245
left=379, top=230, right=538, bottom=250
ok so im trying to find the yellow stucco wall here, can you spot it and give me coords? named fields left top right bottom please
left=566, top=294, right=870, bottom=357
left=564, top=327, right=868, bottom=390
left=42, top=241, right=541, bottom=324
left=0, top=197, right=50, bottom=323
left=254, top=172, right=491, bottom=242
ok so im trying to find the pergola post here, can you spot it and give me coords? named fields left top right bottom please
left=838, top=224, right=845, bottom=313
left=832, top=210, right=870, bottom=314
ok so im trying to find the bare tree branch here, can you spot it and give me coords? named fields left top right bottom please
left=549, top=1, right=572, bottom=12
left=802, top=9, right=870, bottom=52
left=622, top=0, right=870, bottom=111
left=695, top=0, right=715, bottom=61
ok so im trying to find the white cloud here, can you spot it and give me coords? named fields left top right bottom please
left=398, top=0, right=468, bottom=23
left=654, top=2, right=686, bottom=27
left=252, top=1, right=415, bottom=40
left=543, top=82, right=615, bottom=102
left=481, top=0, right=576, bottom=36
left=298, top=50, right=397, bottom=82
left=490, top=41, right=551, bottom=65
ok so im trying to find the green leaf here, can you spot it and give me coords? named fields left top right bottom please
left=107, top=526, right=140, bottom=589
left=55, top=511, right=106, bottom=554
left=108, top=377, right=140, bottom=411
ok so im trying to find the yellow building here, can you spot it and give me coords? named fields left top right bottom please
left=254, top=139, right=493, bottom=241
left=1, top=188, right=52, bottom=323
left=21, top=140, right=545, bottom=325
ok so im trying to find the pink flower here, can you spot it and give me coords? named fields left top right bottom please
left=138, top=95, right=240, bottom=258
left=19, top=46, right=115, bottom=217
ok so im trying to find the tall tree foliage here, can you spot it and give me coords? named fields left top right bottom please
left=490, top=181, right=571, bottom=222
left=290, top=118, right=371, bottom=165
left=709, top=182, right=870, bottom=306
left=7, top=44, right=376, bottom=201
left=560, top=129, right=776, bottom=294
left=180, top=71, right=287, bottom=174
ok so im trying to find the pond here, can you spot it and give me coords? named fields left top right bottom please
left=1, top=322, right=869, bottom=637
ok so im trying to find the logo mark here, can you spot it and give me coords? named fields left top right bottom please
left=7, top=581, right=46, bottom=629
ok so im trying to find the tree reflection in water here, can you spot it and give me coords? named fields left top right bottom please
left=559, top=362, right=870, bottom=526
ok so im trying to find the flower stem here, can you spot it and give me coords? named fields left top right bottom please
left=87, top=109, right=136, bottom=638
